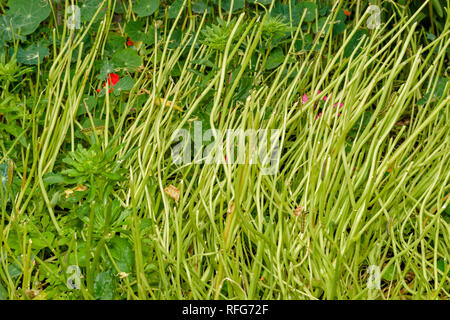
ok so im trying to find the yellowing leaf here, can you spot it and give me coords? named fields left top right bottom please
left=155, top=97, right=183, bottom=112
left=164, top=184, right=180, bottom=203
left=74, top=185, right=87, bottom=192
left=64, top=189, right=74, bottom=199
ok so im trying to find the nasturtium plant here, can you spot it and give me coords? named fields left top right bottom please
left=112, top=48, right=142, bottom=71
left=191, top=1, right=210, bottom=14
left=79, top=0, right=104, bottom=23
left=168, top=0, right=184, bottom=19
left=221, top=0, right=245, bottom=13
left=77, top=95, right=98, bottom=116
left=133, top=0, right=159, bottom=17
left=332, top=9, right=348, bottom=34
left=16, top=43, right=49, bottom=65
left=344, top=29, right=369, bottom=58
left=98, top=59, right=116, bottom=80
left=6, top=0, right=51, bottom=36
left=113, top=76, right=135, bottom=96
left=297, top=1, right=317, bottom=22
left=105, top=33, right=126, bottom=57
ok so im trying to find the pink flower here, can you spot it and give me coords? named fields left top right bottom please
left=302, top=94, right=309, bottom=104
left=301, top=90, right=344, bottom=120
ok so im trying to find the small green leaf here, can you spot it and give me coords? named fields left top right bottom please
left=0, top=163, right=8, bottom=188
left=297, top=2, right=317, bottom=23
left=98, top=59, right=116, bottom=80
left=437, top=258, right=446, bottom=273
left=113, top=76, right=135, bottom=96
left=265, top=48, right=285, bottom=70
left=94, top=270, right=116, bottom=300
left=251, top=0, right=272, bottom=5
left=133, top=0, right=159, bottom=17
left=8, top=261, right=22, bottom=279
left=0, top=284, right=7, bottom=300
left=192, top=1, right=209, bottom=14
left=109, top=237, right=134, bottom=273
left=382, top=264, right=396, bottom=281
left=43, top=172, right=77, bottom=185
left=168, top=0, right=184, bottom=19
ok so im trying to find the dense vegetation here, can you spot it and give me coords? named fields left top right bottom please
left=0, top=0, right=449, bottom=300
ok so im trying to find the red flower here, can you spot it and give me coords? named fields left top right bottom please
left=126, top=37, right=134, bottom=46
left=97, top=73, right=120, bottom=93
left=343, top=9, right=351, bottom=17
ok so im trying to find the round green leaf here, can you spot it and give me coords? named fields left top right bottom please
left=133, top=0, right=159, bottom=17
left=111, top=48, right=142, bottom=71
left=7, top=0, right=51, bottom=35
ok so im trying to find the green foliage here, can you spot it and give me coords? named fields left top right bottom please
left=201, top=17, right=241, bottom=51
left=62, top=143, right=125, bottom=184
left=133, top=0, right=159, bottom=17
left=0, top=0, right=448, bottom=301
